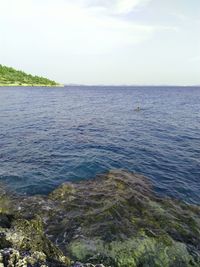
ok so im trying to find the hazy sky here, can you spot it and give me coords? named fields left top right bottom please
left=0, top=0, right=200, bottom=85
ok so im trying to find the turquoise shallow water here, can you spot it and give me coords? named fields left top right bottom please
left=0, top=86, right=200, bottom=203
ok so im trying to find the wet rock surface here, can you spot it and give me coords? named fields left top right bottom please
left=0, top=213, right=70, bottom=266
left=1, top=170, right=200, bottom=266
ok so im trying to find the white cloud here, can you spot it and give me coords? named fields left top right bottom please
left=0, top=0, right=186, bottom=85
left=0, top=0, right=175, bottom=55
left=74, top=0, right=151, bottom=14
left=115, top=0, right=150, bottom=14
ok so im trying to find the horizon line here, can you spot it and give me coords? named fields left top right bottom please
left=63, top=84, right=200, bottom=87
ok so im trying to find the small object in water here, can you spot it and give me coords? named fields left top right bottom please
left=134, top=106, right=141, bottom=111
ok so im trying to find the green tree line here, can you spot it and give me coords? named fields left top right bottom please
left=0, top=64, right=59, bottom=86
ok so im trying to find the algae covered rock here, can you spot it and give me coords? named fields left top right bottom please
left=1, top=170, right=200, bottom=266
left=69, top=235, right=198, bottom=267
left=0, top=186, right=12, bottom=215
left=0, top=189, right=71, bottom=267
left=0, top=248, right=47, bottom=267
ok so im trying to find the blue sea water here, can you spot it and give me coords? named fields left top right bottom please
left=0, top=86, right=200, bottom=204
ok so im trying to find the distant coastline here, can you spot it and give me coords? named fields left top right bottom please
left=63, top=84, right=200, bottom=88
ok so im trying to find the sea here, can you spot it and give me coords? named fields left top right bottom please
left=0, top=86, right=199, bottom=204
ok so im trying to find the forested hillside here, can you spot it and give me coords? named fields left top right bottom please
left=0, top=65, right=60, bottom=86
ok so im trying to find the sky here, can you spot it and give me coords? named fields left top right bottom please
left=0, top=0, right=200, bottom=85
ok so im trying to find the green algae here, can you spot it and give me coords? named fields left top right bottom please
left=69, top=235, right=198, bottom=267
left=0, top=214, right=71, bottom=266
left=1, top=169, right=200, bottom=266
left=0, top=188, right=12, bottom=215
left=49, top=183, right=76, bottom=201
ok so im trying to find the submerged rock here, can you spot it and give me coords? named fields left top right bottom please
left=1, top=170, right=200, bottom=266
left=0, top=186, right=12, bottom=215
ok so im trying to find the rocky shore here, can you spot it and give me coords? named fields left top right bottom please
left=1, top=170, right=200, bottom=266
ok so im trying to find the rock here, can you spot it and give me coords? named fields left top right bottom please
left=0, top=215, right=71, bottom=266
left=0, top=187, right=12, bottom=214
left=73, top=262, right=84, bottom=267
left=0, top=213, right=13, bottom=229
left=72, top=263, right=103, bottom=267
left=0, top=248, right=48, bottom=267
left=1, top=169, right=200, bottom=266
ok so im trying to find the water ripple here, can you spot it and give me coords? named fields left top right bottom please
left=0, top=86, right=200, bottom=204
